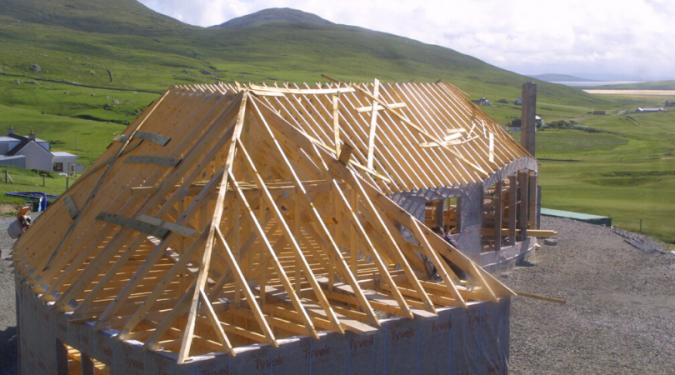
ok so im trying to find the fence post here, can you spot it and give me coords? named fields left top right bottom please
left=4, top=170, right=7, bottom=183
left=42, top=175, right=46, bottom=187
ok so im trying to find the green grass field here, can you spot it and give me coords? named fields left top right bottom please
left=529, top=102, right=675, bottom=243
left=0, top=0, right=673, bottom=242
left=0, top=166, right=71, bottom=207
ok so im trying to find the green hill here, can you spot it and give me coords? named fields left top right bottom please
left=0, top=0, right=610, bottom=159
left=0, top=1, right=672, bottom=243
left=212, top=8, right=333, bottom=28
left=0, top=0, right=190, bottom=35
left=0, top=1, right=604, bottom=102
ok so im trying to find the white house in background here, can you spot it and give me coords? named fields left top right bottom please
left=635, top=107, right=668, bottom=114
left=0, top=128, right=80, bottom=173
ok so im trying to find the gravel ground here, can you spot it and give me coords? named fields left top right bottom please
left=508, top=217, right=675, bottom=374
left=0, top=216, right=20, bottom=375
left=0, top=215, right=673, bottom=374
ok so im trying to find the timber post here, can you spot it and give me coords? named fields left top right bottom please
left=521, top=82, right=537, bottom=156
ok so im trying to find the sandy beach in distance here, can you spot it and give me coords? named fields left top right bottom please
left=584, top=89, right=675, bottom=95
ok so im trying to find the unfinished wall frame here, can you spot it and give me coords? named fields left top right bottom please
left=13, top=79, right=538, bottom=374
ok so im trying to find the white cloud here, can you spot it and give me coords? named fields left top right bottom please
left=137, top=0, right=675, bottom=80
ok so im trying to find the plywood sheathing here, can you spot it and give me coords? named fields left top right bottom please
left=12, top=80, right=526, bottom=363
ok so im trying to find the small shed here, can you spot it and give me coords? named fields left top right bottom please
left=52, top=151, right=79, bottom=173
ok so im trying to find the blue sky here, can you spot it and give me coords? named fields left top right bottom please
left=138, top=0, right=675, bottom=81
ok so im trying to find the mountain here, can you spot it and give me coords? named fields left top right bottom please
left=212, top=8, right=333, bottom=28
left=0, top=0, right=190, bottom=35
left=0, top=1, right=609, bottom=137
left=531, top=74, right=596, bottom=82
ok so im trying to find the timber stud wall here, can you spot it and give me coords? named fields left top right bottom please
left=17, top=280, right=511, bottom=375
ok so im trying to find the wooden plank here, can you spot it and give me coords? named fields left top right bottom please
left=248, top=84, right=355, bottom=95
left=366, top=78, right=381, bottom=170
left=444, top=132, right=464, bottom=141
left=494, top=180, right=503, bottom=252
left=200, top=289, right=235, bottom=356
left=226, top=305, right=310, bottom=337
left=250, top=90, right=286, bottom=97
left=316, top=276, right=431, bottom=319
left=70, top=142, right=141, bottom=190
left=356, top=102, right=407, bottom=113
left=135, top=131, right=171, bottom=146
left=214, top=227, right=278, bottom=345
left=96, top=212, right=169, bottom=238
left=418, top=140, right=465, bottom=148
left=333, top=93, right=341, bottom=155
left=518, top=170, right=529, bottom=240
left=124, top=155, right=182, bottom=168
left=236, top=140, right=341, bottom=334
left=327, top=158, right=515, bottom=299
left=410, top=220, right=466, bottom=307
left=62, top=194, right=79, bottom=220
left=143, top=284, right=196, bottom=351
left=509, top=175, right=517, bottom=246
left=378, top=281, right=475, bottom=304
left=481, top=228, right=555, bottom=238
left=138, top=215, right=199, bottom=238
left=347, top=170, right=435, bottom=312
left=56, top=94, right=242, bottom=314
left=229, top=171, right=318, bottom=336
left=528, top=172, right=538, bottom=230
left=323, top=74, right=488, bottom=176
left=250, top=98, right=380, bottom=326
left=514, top=290, right=566, bottom=304
left=41, top=90, right=172, bottom=270
left=262, top=286, right=378, bottom=336
left=131, top=186, right=161, bottom=195
left=332, top=181, right=413, bottom=319
left=178, top=92, right=249, bottom=364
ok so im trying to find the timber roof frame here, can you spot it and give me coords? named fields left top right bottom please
left=12, top=78, right=527, bottom=362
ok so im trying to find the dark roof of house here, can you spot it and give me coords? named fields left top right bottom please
left=5, top=134, right=52, bottom=157
left=6, top=134, right=30, bottom=156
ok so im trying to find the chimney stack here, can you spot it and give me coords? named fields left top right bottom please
left=28, top=130, right=36, bottom=141
left=8, top=126, right=14, bottom=135
left=520, top=82, right=537, bottom=156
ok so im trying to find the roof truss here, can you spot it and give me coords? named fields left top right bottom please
left=12, top=81, right=521, bottom=362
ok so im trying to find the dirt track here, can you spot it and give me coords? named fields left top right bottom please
left=0, top=216, right=673, bottom=374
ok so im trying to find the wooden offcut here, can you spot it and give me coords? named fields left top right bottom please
left=135, top=131, right=172, bottom=146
